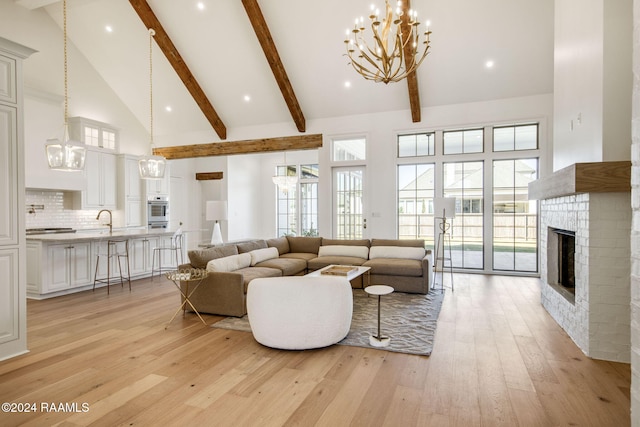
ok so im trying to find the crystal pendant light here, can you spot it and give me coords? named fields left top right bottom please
left=46, top=0, right=86, bottom=172
left=139, top=28, right=167, bottom=179
left=272, top=151, right=298, bottom=192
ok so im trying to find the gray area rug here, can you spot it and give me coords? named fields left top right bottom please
left=212, top=289, right=445, bottom=356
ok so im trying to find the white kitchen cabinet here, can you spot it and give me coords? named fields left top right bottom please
left=74, top=149, right=117, bottom=209
left=0, top=38, right=34, bottom=360
left=0, top=104, right=18, bottom=246
left=27, top=240, right=92, bottom=296
left=129, top=236, right=159, bottom=277
left=0, top=249, right=19, bottom=346
left=45, top=242, right=92, bottom=292
left=68, top=116, right=118, bottom=150
left=145, top=163, right=170, bottom=197
left=118, top=155, right=143, bottom=227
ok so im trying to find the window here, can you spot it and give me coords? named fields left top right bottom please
left=68, top=117, right=118, bottom=150
left=443, top=129, right=483, bottom=154
left=493, top=158, right=538, bottom=272
left=493, top=124, right=538, bottom=151
left=333, top=137, right=366, bottom=161
left=276, top=163, right=319, bottom=237
left=398, top=133, right=435, bottom=157
left=398, top=164, right=435, bottom=247
left=443, top=161, right=484, bottom=269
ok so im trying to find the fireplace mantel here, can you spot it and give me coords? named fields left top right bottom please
left=528, top=161, right=630, bottom=200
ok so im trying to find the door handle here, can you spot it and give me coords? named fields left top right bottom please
left=363, top=218, right=367, bottom=229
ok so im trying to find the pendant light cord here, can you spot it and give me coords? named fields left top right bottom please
left=149, top=29, right=155, bottom=152
left=63, top=0, right=69, bottom=134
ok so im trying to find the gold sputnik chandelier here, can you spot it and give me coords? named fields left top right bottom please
left=344, top=0, right=431, bottom=84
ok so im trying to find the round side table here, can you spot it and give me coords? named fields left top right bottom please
left=364, top=285, right=394, bottom=347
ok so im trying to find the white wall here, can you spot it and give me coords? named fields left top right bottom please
left=553, top=0, right=632, bottom=171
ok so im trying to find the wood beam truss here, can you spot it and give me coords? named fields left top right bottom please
left=195, top=172, right=224, bottom=181
left=129, top=0, right=227, bottom=139
left=401, top=0, right=421, bottom=123
left=153, top=134, right=322, bottom=160
left=241, top=0, right=306, bottom=132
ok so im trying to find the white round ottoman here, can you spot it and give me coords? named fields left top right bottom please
left=246, top=276, right=353, bottom=350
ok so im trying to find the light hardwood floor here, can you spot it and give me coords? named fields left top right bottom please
left=0, top=274, right=631, bottom=426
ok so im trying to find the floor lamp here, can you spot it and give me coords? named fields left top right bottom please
left=206, top=201, right=227, bottom=245
left=433, top=197, right=456, bottom=292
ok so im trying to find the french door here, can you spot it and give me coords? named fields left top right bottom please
left=333, top=167, right=367, bottom=239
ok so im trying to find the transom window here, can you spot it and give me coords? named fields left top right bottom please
left=443, top=129, right=483, bottom=154
left=398, top=133, right=435, bottom=157
left=333, top=137, right=366, bottom=161
left=493, top=124, right=537, bottom=151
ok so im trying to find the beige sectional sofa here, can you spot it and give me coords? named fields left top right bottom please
left=179, top=236, right=432, bottom=317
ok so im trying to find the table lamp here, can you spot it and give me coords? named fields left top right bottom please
left=206, top=201, right=228, bottom=245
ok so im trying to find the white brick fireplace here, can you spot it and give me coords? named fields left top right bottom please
left=530, top=162, right=631, bottom=363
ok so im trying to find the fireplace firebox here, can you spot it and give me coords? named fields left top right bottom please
left=547, top=227, right=576, bottom=303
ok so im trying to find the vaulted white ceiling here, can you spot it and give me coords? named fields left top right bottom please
left=35, top=0, right=554, bottom=142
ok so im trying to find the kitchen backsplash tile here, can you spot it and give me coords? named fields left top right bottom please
left=26, top=190, right=122, bottom=230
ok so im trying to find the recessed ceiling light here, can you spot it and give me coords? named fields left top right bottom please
left=165, top=106, right=172, bottom=112
left=485, top=60, right=495, bottom=69
left=243, top=95, right=251, bottom=102
left=105, top=25, right=113, bottom=33
left=344, top=81, right=352, bottom=88
left=197, top=2, right=205, bottom=10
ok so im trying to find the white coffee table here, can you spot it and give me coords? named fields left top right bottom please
left=364, top=284, right=394, bottom=347
left=305, top=265, right=371, bottom=287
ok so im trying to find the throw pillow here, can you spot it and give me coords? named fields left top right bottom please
left=369, top=246, right=426, bottom=260
left=206, top=253, right=252, bottom=272
left=318, top=245, right=369, bottom=259
left=250, top=247, right=279, bottom=266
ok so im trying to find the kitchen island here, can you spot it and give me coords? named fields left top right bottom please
left=27, top=228, right=181, bottom=299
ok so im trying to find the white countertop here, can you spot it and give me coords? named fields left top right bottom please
left=26, top=228, right=178, bottom=242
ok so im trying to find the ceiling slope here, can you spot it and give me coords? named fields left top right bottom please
left=129, top=0, right=227, bottom=139
left=241, top=0, right=306, bottom=133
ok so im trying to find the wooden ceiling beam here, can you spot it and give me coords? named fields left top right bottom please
left=401, top=0, right=422, bottom=123
left=241, top=0, right=306, bottom=133
left=129, top=0, right=227, bottom=139
left=153, top=133, right=322, bottom=160
left=195, top=172, right=224, bottom=181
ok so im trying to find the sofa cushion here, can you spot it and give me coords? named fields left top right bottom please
left=266, top=236, right=290, bottom=255
left=308, top=256, right=367, bottom=271
left=189, top=245, right=239, bottom=269
left=321, top=238, right=370, bottom=247
left=206, top=253, right=252, bottom=272
left=280, top=252, right=318, bottom=262
left=370, top=239, right=425, bottom=248
left=255, top=257, right=307, bottom=276
left=236, top=240, right=268, bottom=253
left=235, top=267, right=282, bottom=291
left=362, top=258, right=423, bottom=277
left=250, top=247, right=279, bottom=266
left=318, top=245, right=369, bottom=259
left=369, top=246, right=426, bottom=260
left=286, top=236, right=322, bottom=254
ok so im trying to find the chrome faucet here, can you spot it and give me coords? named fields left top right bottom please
left=96, top=209, right=113, bottom=234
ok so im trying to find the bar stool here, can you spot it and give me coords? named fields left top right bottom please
left=93, top=239, right=131, bottom=294
left=151, top=229, right=184, bottom=279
